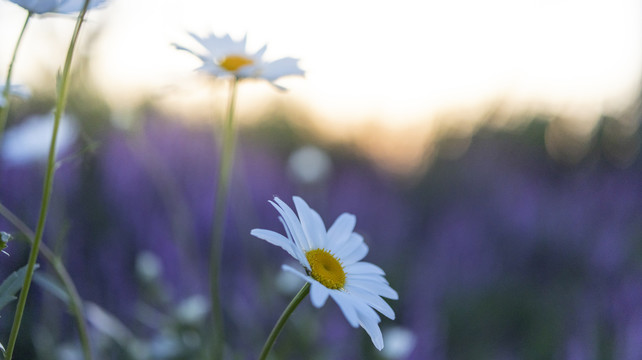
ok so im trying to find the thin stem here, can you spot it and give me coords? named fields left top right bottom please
left=4, top=2, right=92, bottom=359
left=0, top=11, right=32, bottom=144
left=259, top=282, right=311, bottom=360
left=0, top=202, right=92, bottom=360
left=209, top=77, right=239, bottom=359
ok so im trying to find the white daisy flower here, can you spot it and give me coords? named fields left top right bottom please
left=2, top=111, right=78, bottom=166
left=8, top=0, right=106, bottom=14
left=251, top=196, right=398, bottom=350
left=173, top=32, right=304, bottom=90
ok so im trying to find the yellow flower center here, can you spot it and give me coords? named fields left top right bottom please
left=305, top=249, right=346, bottom=290
left=219, top=55, right=254, bottom=72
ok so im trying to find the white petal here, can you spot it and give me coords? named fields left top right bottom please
left=11, top=0, right=104, bottom=13
left=349, top=278, right=398, bottom=300
left=281, top=264, right=313, bottom=283
left=291, top=245, right=310, bottom=269
left=334, top=232, right=363, bottom=260
left=329, top=291, right=359, bottom=328
left=341, top=242, right=369, bottom=265
left=326, top=213, right=356, bottom=250
left=188, top=32, right=218, bottom=56
left=197, top=32, right=246, bottom=59
left=271, top=197, right=309, bottom=252
left=356, top=304, right=385, bottom=350
left=250, top=229, right=296, bottom=259
left=344, top=262, right=385, bottom=275
left=279, top=217, right=310, bottom=269
left=56, top=0, right=105, bottom=13
left=237, top=34, right=249, bottom=53
left=261, top=57, right=304, bottom=82
left=253, top=44, right=268, bottom=59
left=293, top=196, right=327, bottom=249
left=172, top=43, right=201, bottom=57
left=10, top=0, right=57, bottom=13
left=308, top=209, right=328, bottom=248
left=266, top=82, right=288, bottom=91
left=348, top=273, right=389, bottom=285
left=345, top=285, right=395, bottom=320
left=310, top=281, right=330, bottom=308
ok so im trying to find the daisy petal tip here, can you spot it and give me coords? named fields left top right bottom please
left=310, top=282, right=330, bottom=308
left=269, top=83, right=288, bottom=92
left=292, top=195, right=305, bottom=204
left=280, top=263, right=294, bottom=272
left=375, top=340, right=384, bottom=351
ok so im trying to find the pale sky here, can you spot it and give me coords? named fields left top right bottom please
left=1, top=0, right=641, bottom=130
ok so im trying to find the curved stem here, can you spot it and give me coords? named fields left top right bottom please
left=0, top=11, right=32, bottom=143
left=209, top=77, right=239, bottom=359
left=259, top=282, right=311, bottom=360
left=0, top=202, right=92, bottom=360
left=4, top=2, right=92, bottom=359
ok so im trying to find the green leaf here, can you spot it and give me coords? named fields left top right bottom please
left=0, top=264, right=39, bottom=311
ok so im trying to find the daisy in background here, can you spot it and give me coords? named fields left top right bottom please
left=7, top=0, right=107, bottom=14
left=252, top=196, right=398, bottom=358
left=1, top=111, right=78, bottom=166
left=173, top=32, right=304, bottom=90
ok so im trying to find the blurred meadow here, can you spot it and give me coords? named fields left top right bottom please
left=1, top=0, right=642, bottom=359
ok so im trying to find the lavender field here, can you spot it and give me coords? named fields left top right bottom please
left=1, top=105, right=641, bottom=359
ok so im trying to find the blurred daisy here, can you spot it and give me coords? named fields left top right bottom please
left=252, top=196, right=397, bottom=350
left=381, top=326, right=416, bottom=359
left=173, top=32, right=304, bottom=90
left=2, top=111, right=78, bottom=166
left=287, top=145, right=332, bottom=185
left=0, top=83, right=30, bottom=108
left=8, top=0, right=106, bottom=14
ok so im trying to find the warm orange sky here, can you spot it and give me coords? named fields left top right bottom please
left=0, top=0, right=640, bottom=130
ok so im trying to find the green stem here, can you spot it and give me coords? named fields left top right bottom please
left=259, top=282, right=311, bottom=360
left=0, top=11, right=32, bottom=144
left=209, top=77, right=239, bottom=359
left=4, top=2, right=92, bottom=359
left=0, top=202, right=92, bottom=360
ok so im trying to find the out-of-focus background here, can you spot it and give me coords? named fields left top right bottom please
left=1, top=0, right=642, bottom=359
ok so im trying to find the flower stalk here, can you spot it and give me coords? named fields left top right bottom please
left=4, top=1, right=92, bottom=358
left=0, top=11, right=32, bottom=143
left=259, top=282, right=310, bottom=360
left=209, top=77, right=239, bottom=359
